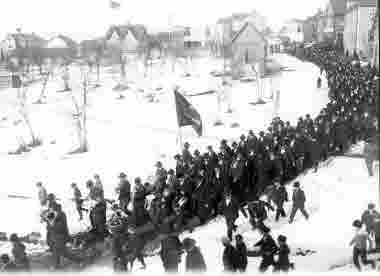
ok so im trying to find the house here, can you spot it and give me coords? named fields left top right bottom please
left=215, top=10, right=268, bottom=56
left=105, top=24, right=147, bottom=59
left=79, top=39, right=106, bottom=60
left=44, top=34, right=78, bottom=60
left=280, top=19, right=305, bottom=43
left=368, top=9, right=378, bottom=67
left=148, top=26, right=187, bottom=58
left=2, top=32, right=46, bottom=61
left=344, top=0, right=377, bottom=58
left=325, top=0, right=346, bottom=45
left=230, top=22, right=268, bottom=78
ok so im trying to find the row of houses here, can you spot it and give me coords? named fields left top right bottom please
left=296, top=0, right=378, bottom=66
left=0, top=24, right=211, bottom=66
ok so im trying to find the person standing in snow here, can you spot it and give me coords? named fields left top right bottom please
left=274, top=235, right=292, bottom=272
left=218, top=192, right=240, bottom=241
left=221, top=237, right=238, bottom=272
left=116, top=172, right=131, bottom=212
left=0, top=254, right=17, bottom=272
left=235, top=234, right=248, bottom=272
left=361, top=203, right=380, bottom=248
left=272, top=178, right=288, bottom=222
left=254, top=225, right=278, bottom=272
left=9, top=233, right=30, bottom=271
left=93, top=174, right=104, bottom=200
left=289, top=182, right=309, bottom=223
left=36, top=182, right=48, bottom=207
left=182, top=238, right=207, bottom=273
left=71, top=183, right=85, bottom=221
left=349, top=220, right=376, bottom=271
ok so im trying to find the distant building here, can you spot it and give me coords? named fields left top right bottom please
left=44, top=35, right=78, bottom=60
left=105, top=24, right=147, bottom=59
left=79, top=39, right=106, bottom=59
left=280, top=19, right=304, bottom=43
left=1, top=31, right=46, bottom=61
left=344, top=0, right=377, bottom=58
left=230, top=22, right=268, bottom=78
left=325, top=0, right=346, bottom=47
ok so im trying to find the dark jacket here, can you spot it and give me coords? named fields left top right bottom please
left=277, top=244, right=290, bottom=267
left=254, top=234, right=278, bottom=258
left=292, top=189, right=306, bottom=208
left=185, top=246, right=207, bottom=272
left=272, top=186, right=288, bottom=205
left=235, top=242, right=248, bottom=270
left=222, top=244, right=238, bottom=272
left=118, top=180, right=131, bottom=201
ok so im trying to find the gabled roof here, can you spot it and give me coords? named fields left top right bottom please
left=105, top=24, right=147, bottom=42
left=231, top=22, right=267, bottom=44
left=8, top=33, right=46, bottom=48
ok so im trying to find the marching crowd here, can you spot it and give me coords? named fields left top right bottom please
left=1, top=44, right=379, bottom=273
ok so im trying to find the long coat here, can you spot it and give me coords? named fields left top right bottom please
left=185, top=246, right=207, bottom=272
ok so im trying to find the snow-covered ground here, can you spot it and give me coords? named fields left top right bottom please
left=0, top=53, right=378, bottom=273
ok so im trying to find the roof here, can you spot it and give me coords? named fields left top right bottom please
left=330, top=0, right=347, bottom=15
left=8, top=33, right=46, bottom=48
left=105, top=24, right=147, bottom=42
left=231, top=22, right=267, bottom=44
left=51, top=35, right=77, bottom=49
left=352, top=0, right=377, bottom=5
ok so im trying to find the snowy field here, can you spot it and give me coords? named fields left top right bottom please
left=0, top=53, right=378, bottom=273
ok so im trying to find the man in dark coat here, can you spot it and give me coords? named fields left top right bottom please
left=182, top=238, right=206, bottom=272
left=272, top=179, right=288, bottom=221
left=289, top=182, right=309, bottom=223
left=361, top=203, right=380, bottom=235
left=222, top=237, right=238, bottom=272
left=47, top=205, right=82, bottom=269
left=218, top=193, right=240, bottom=240
left=71, top=183, right=85, bottom=220
left=235, top=234, right=248, bottom=272
left=117, top=172, right=131, bottom=212
left=160, top=235, right=183, bottom=273
left=254, top=225, right=278, bottom=272
left=89, top=197, right=108, bottom=241
left=274, top=235, right=292, bottom=272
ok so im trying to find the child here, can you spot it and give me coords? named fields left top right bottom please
left=0, top=254, right=17, bottom=272
left=275, top=235, right=293, bottom=272
left=349, top=220, right=376, bottom=271
left=9, top=233, right=30, bottom=271
left=235, top=234, right=248, bottom=272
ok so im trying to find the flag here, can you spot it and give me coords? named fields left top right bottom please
left=109, top=0, right=121, bottom=9
left=174, top=90, right=203, bottom=136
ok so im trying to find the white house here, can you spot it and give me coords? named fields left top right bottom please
left=280, top=19, right=305, bottom=43
left=344, top=0, right=377, bottom=57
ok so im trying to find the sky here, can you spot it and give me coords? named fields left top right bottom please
left=0, top=0, right=328, bottom=41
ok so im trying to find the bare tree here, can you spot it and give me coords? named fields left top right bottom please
left=70, top=67, right=89, bottom=153
left=17, top=76, right=41, bottom=148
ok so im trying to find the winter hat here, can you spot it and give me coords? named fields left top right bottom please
left=277, top=235, right=287, bottom=243
left=368, top=203, right=375, bottom=210
left=9, top=233, right=19, bottom=243
left=182, top=238, right=196, bottom=249
left=352, top=219, right=362, bottom=228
